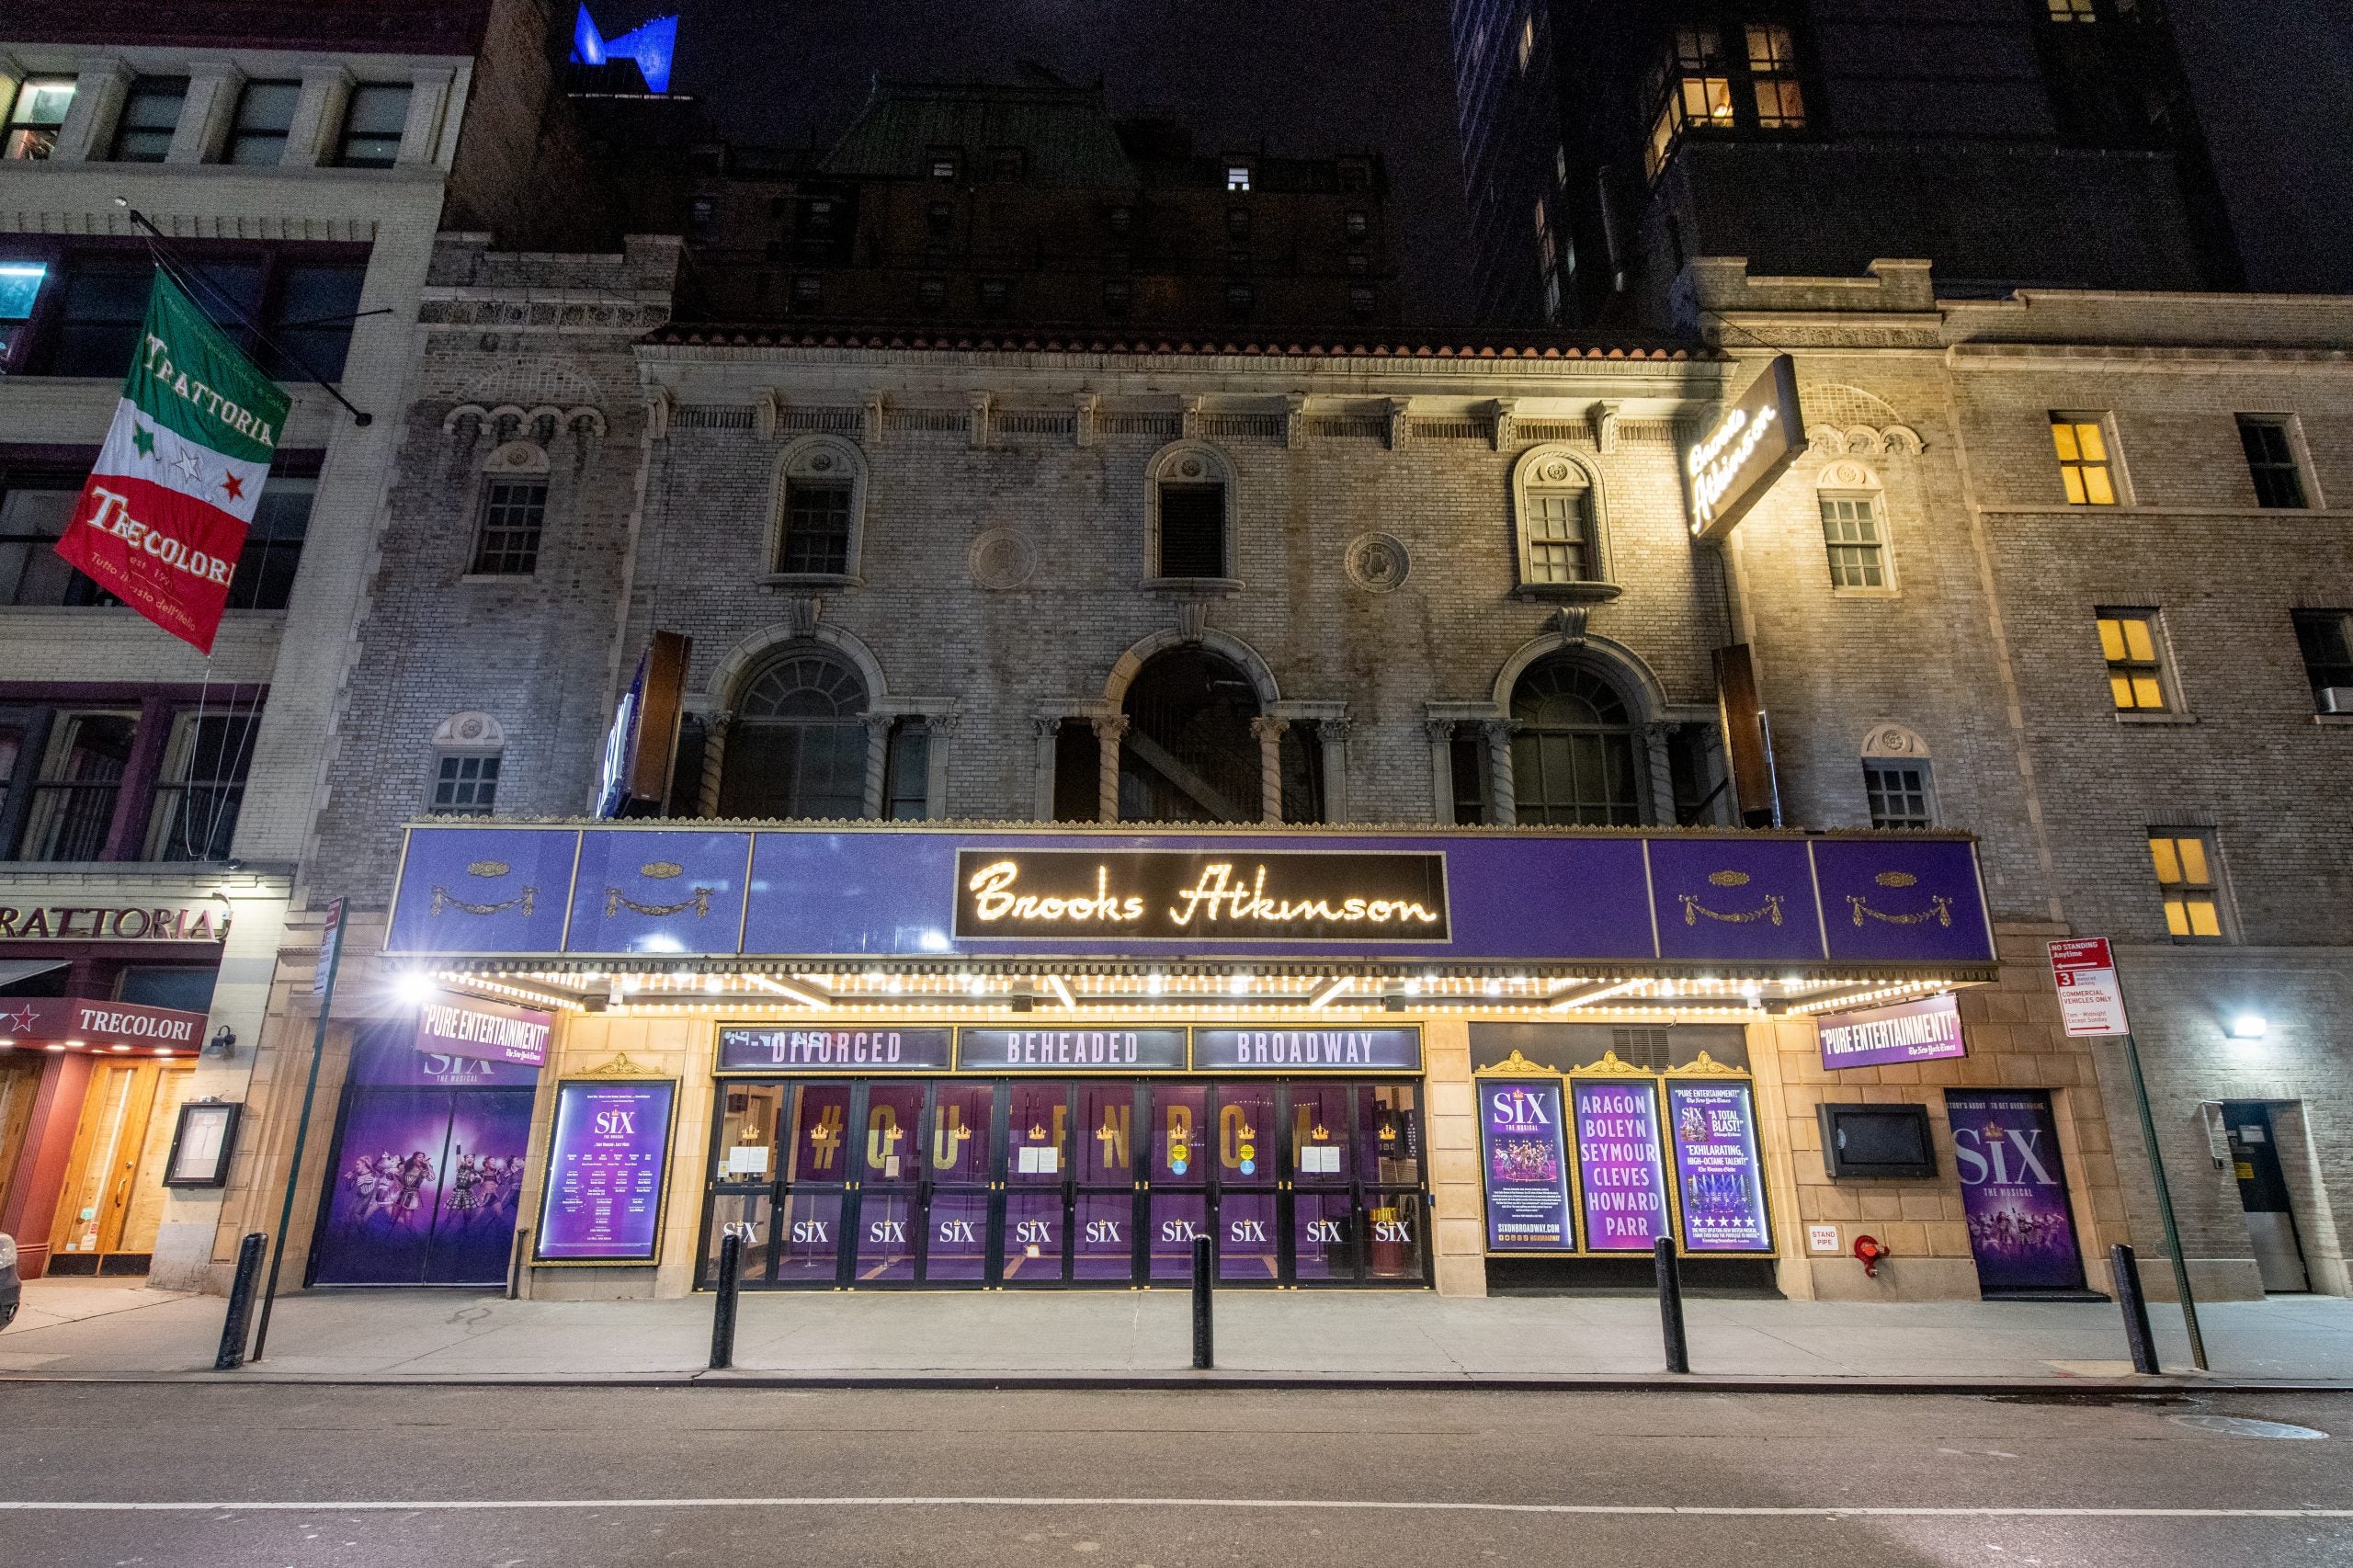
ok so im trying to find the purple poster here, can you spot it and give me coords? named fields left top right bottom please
left=535, top=1080, right=676, bottom=1262
left=311, top=1085, right=535, bottom=1286
left=1477, top=1079, right=1574, bottom=1250
left=1666, top=1081, right=1771, bottom=1252
left=1817, top=993, right=1966, bottom=1071
left=1573, top=1079, right=1670, bottom=1251
left=1946, top=1089, right=2086, bottom=1294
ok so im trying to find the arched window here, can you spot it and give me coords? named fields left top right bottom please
left=718, top=648, right=870, bottom=819
left=1511, top=445, right=1611, bottom=591
left=1816, top=460, right=1891, bottom=592
left=428, top=711, right=506, bottom=816
left=1145, top=442, right=1237, bottom=583
left=1119, top=646, right=1263, bottom=822
left=770, top=436, right=869, bottom=580
left=1509, top=656, right=1641, bottom=824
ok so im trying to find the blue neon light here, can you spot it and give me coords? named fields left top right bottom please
left=571, top=4, right=677, bottom=94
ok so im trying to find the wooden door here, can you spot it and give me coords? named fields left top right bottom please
left=50, top=1062, right=160, bottom=1262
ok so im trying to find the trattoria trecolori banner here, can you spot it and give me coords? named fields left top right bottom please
left=53, top=272, right=290, bottom=653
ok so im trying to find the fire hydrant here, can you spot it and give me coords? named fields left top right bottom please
left=1853, top=1233, right=1892, bottom=1278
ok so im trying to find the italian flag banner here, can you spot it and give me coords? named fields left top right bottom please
left=53, top=271, right=291, bottom=654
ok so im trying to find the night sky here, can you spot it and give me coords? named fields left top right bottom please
left=652, top=0, right=1477, bottom=321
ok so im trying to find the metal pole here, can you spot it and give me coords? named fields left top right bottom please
left=710, top=1233, right=744, bottom=1370
left=212, top=1232, right=267, bottom=1370
left=2110, top=1243, right=2160, bottom=1375
left=1191, top=1233, right=1213, bottom=1369
left=1654, top=1233, right=1690, bottom=1374
left=2115, top=1016, right=2208, bottom=1371
left=249, top=912, right=344, bottom=1363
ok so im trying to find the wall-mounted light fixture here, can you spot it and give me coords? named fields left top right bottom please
left=2227, top=1013, right=2268, bottom=1041
left=202, top=1026, right=237, bottom=1059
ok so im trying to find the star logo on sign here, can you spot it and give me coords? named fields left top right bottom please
left=221, top=472, right=244, bottom=501
left=131, top=423, right=157, bottom=459
left=1, top=1004, right=37, bottom=1034
left=173, top=449, right=205, bottom=487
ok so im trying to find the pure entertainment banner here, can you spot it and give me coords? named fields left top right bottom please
left=1666, top=1081, right=1771, bottom=1252
left=1946, top=1088, right=2087, bottom=1294
left=1573, top=1079, right=1671, bottom=1251
left=1477, top=1079, right=1575, bottom=1251
left=535, top=1079, right=676, bottom=1263
left=1817, top=993, right=1966, bottom=1071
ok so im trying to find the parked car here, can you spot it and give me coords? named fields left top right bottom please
left=0, top=1232, right=17, bottom=1329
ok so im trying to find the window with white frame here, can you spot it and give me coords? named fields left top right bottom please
left=1512, top=446, right=1608, bottom=588
left=2148, top=829, right=2227, bottom=940
left=336, top=84, right=412, bottom=168
left=1863, top=759, right=1934, bottom=829
left=2237, top=415, right=2309, bottom=510
left=428, top=713, right=506, bottom=815
left=772, top=436, right=867, bottom=579
left=2097, top=608, right=2172, bottom=712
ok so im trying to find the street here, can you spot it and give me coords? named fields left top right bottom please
left=0, top=1385, right=2346, bottom=1566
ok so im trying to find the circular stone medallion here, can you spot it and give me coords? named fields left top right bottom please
left=969, top=528, right=1040, bottom=591
left=1344, top=531, right=1411, bottom=593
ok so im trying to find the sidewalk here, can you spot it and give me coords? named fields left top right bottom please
left=6, top=1278, right=2351, bottom=1387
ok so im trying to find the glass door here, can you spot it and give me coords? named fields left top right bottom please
left=1211, top=1080, right=1280, bottom=1284
left=1360, top=1083, right=1429, bottom=1284
left=702, top=1082, right=785, bottom=1289
left=1288, top=1079, right=1360, bottom=1283
left=852, top=1080, right=925, bottom=1284
left=921, top=1080, right=996, bottom=1285
left=1075, top=1081, right=1142, bottom=1283
left=1146, top=1083, right=1209, bottom=1282
left=1004, top=1080, right=1072, bottom=1285
left=777, top=1081, right=853, bottom=1286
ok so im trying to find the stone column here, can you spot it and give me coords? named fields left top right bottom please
left=170, top=65, right=241, bottom=165
left=1251, top=715, right=1289, bottom=824
left=1317, top=718, right=1351, bottom=824
left=698, top=711, right=731, bottom=817
left=1483, top=720, right=1518, bottom=827
left=862, top=715, right=894, bottom=819
left=1424, top=721, right=1457, bottom=824
left=1092, top=715, right=1129, bottom=824
left=1032, top=718, right=1062, bottom=820
left=397, top=68, right=454, bottom=167
left=924, top=715, right=954, bottom=821
left=1644, top=722, right=1677, bottom=826
left=51, top=58, right=129, bottom=164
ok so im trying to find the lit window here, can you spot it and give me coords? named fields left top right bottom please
left=110, top=76, right=188, bottom=163
left=2052, top=415, right=2118, bottom=505
left=470, top=480, right=546, bottom=575
left=1863, top=760, right=1934, bottom=829
left=4, top=77, right=74, bottom=161
left=336, top=84, right=411, bottom=168
left=225, top=80, right=299, bottom=165
left=1643, top=28, right=1732, bottom=180
left=2291, top=609, right=2353, bottom=713
left=2047, top=0, right=2097, bottom=18
left=1518, top=15, right=1536, bottom=70
left=1225, top=165, right=1252, bottom=192
left=1821, top=494, right=1885, bottom=588
left=1745, top=25, right=1805, bottom=129
left=432, top=753, right=500, bottom=815
left=2148, top=832, right=2224, bottom=939
left=2237, top=415, right=2307, bottom=509
left=0, top=260, right=46, bottom=363
left=1515, top=448, right=1606, bottom=586
left=2097, top=609, right=2168, bottom=711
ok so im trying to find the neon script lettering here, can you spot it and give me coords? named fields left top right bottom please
left=963, top=858, right=1440, bottom=930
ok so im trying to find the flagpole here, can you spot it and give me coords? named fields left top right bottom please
left=121, top=206, right=372, bottom=427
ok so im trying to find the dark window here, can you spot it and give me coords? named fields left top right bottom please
left=117, top=966, right=217, bottom=1011
left=719, top=650, right=870, bottom=820
left=110, top=76, right=188, bottom=163
left=980, top=278, right=1008, bottom=312
left=926, top=199, right=954, bottom=237
left=1156, top=483, right=1227, bottom=578
left=432, top=753, right=499, bottom=814
left=919, top=278, right=946, bottom=310
left=802, top=199, right=835, bottom=232
left=1119, top=646, right=1262, bottom=823
left=1051, top=722, right=1098, bottom=822
left=144, top=711, right=260, bottom=860
left=48, top=256, right=189, bottom=377
left=1449, top=728, right=1490, bottom=824
left=1279, top=722, right=1325, bottom=824
left=2238, top=415, right=2307, bottom=509
left=2292, top=609, right=2353, bottom=710
left=1345, top=210, right=1369, bottom=240
left=1509, top=658, right=1641, bottom=825
left=4, top=77, right=74, bottom=161
left=991, top=147, right=1025, bottom=181
left=262, top=261, right=365, bottom=380
left=791, top=274, right=823, bottom=309
left=1224, top=283, right=1255, bottom=317
left=223, top=473, right=313, bottom=610
left=33, top=251, right=363, bottom=381
left=1102, top=278, right=1132, bottom=315
left=15, top=710, right=137, bottom=862
left=1107, top=205, right=1133, bottom=235
left=688, top=197, right=715, bottom=234
left=226, top=79, right=299, bottom=165
left=779, top=480, right=853, bottom=575
left=1820, top=495, right=1885, bottom=588
left=1, top=471, right=112, bottom=607
left=1346, top=252, right=1370, bottom=276
left=1349, top=285, right=1375, bottom=317
left=884, top=722, right=930, bottom=820
left=1226, top=207, right=1252, bottom=239
left=1863, top=760, right=1935, bottom=829
left=337, top=84, right=411, bottom=168
left=1338, top=158, right=1370, bottom=192
left=470, top=480, right=546, bottom=575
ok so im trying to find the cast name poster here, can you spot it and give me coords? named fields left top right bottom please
left=1666, top=1081, right=1771, bottom=1252
left=1946, top=1089, right=2086, bottom=1294
left=536, top=1080, right=676, bottom=1262
left=1477, top=1079, right=1574, bottom=1250
left=1573, top=1079, right=1669, bottom=1251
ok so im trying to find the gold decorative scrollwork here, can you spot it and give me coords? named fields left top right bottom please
left=1848, top=893, right=1953, bottom=926
left=430, top=886, right=536, bottom=917
left=605, top=886, right=714, bottom=919
left=1680, top=892, right=1785, bottom=926
left=1479, top=1049, right=1562, bottom=1076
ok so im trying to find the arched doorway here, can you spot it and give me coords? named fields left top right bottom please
left=1119, top=646, right=1263, bottom=822
left=718, top=646, right=870, bottom=819
left=1509, top=655, right=1642, bottom=824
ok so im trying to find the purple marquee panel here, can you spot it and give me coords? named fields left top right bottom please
left=382, top=825, right=1996, bottom=968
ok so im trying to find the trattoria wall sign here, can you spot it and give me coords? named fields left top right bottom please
left=953, top=849, right=1450, bottom=943
left=0, top=903, right=228, bottom=942
left=1687, top=354, right=1803, bottom=540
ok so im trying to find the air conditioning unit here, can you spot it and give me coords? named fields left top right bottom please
left=2322, top=687, right=2353, bottom=714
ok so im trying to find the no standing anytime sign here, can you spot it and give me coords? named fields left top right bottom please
left=2048, top=937, right=2130, bottom=1038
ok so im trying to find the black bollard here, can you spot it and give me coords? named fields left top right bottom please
left=2111, top=1243, right=2160, bottom=1375
left=1654, top=1233, right=1690, bottom=1374
left=214, top=1232, right=267, bottom=1371
left=710, top=1232, right=744, bottom=1370
left=1191, top=1233, right=1213, bottom=1369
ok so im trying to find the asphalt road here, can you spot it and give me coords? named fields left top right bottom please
left=0, top=1384, right=2347, bottom=1567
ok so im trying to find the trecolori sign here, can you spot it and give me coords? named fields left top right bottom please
left=0, top=996, right=206, bottom=1047
left=414, top=994, right=551, bottom=1069
left=1816, top=993, right=1966, bottom=1071
left=52, top=272, right=291, bottom=653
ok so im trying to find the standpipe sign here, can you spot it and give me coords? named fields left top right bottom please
left=952, top=848, right=1450, bottom=943
left=1687, top=354, right=1803, bottom=541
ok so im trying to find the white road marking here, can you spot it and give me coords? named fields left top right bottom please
left=0, top=1497, right=2347, bottom=1519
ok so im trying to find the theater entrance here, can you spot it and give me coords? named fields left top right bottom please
left=699, top=1077, right=1428, bottom=1290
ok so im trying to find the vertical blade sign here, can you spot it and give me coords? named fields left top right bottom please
left=53, top=272, right=291, bottom=653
